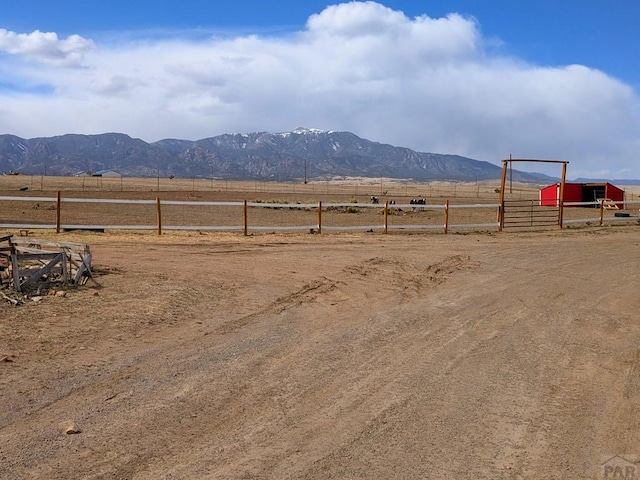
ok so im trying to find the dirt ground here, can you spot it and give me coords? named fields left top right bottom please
left=1, top=226, right=640, bottom=479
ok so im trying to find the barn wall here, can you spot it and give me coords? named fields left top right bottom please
left=564, top=183, right=584, bottom=205
left=605, top=183, right=625, bottom=209
left=540, top=185, right=559, bottom=206
left=539, top=183, right=583, bottom=207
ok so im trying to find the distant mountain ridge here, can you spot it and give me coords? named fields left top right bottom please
left=0, top=128, right=554, bottom=183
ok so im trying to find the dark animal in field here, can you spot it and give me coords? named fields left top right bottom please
left=410, top=198, right=426, bottom=211
left=370, top=196, right=379, bottom=204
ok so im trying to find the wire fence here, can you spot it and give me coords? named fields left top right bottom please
left=0, top=175, right=514, bottom=199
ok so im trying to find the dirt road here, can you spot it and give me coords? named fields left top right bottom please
left=2, top=228, right=640, bottom=479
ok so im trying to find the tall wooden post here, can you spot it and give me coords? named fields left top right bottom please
left=243, top=200, right=248, bottom=236
left=318, top=201, right=322, bottom=234
left=56, top=190, right=61, bottom=234
left=499, top=160, right=508, bottom=231
left=558, top=162, right=568, bottom=229
left=156, top=197, right=162, bottom=235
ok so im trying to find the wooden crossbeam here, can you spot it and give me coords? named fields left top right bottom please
left=19, top=253, right=64, bottom=292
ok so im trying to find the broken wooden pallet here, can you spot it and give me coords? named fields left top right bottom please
left=0, top=235, right=93, bottom=294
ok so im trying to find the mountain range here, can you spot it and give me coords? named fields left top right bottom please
left=0, top=127, right=555, bottom=183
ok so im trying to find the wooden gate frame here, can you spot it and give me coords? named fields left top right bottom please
left=498, top=159, right=569, bottom=231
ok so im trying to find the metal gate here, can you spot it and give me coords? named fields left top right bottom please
left=502, top=200, right=560, bottom=229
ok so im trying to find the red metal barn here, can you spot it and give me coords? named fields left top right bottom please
left=539, top=182, right=625, bottom=208
left=539, top=184, right=558, bottom=206
left=539, top=183, right=581, bottom=207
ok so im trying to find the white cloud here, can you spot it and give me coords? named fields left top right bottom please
left=0, top=1, right=639, bottom=178
left=0, top=28, right=94, bottom=66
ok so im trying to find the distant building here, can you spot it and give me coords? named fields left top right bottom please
left=92, top=169, right=122, bottom=178
left=540, top=182, right=625, bottom=209
left=73, top=171, right=92, bottom=177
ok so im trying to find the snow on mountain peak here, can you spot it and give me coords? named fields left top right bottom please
left=295, top=127, right=323, bottom=134
left=277, top=127, right=329, bottom=136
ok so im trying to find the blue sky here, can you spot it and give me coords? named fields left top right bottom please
left=1, top=1, right=639, bottom=178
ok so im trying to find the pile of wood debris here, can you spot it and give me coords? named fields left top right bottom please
left=0, top=235, right=93, bottom=304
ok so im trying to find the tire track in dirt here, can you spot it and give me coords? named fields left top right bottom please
left=1, top=249, right=481, bottom=479
left=213, top=254, right=479, bottom=336
left=2, top=232, right=640, bottom=479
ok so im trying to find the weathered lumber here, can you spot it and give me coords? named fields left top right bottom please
left=0, top=290, right=19, bottom=305
left=0, top=235, right=93, bottom=294
left=19, top=253, right=64, bottom=292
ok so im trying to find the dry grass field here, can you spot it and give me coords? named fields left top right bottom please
left=2, top=177, right=640, bottom=479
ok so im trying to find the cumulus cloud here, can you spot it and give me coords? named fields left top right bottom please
left=0, top=1, right=639, bottom=178
left=0, top=28, right=95, bottom=66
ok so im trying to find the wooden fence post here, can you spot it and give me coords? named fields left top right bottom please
left=558, top=162, right=567, bottom=229
left=499, top=161, right=508, bottom=231
left=384, top=200, right=389, bottom=234
left=244, top=199, right=248, bottom=236
left=599, top=200, right=604, bottom=226
left=444, top=200, right=449, bottom=234
left=56, top=190, right=61, bottom=234
left=318, top=201, right=322, bottom=234
left=156, top=197, right=162, bottom=235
